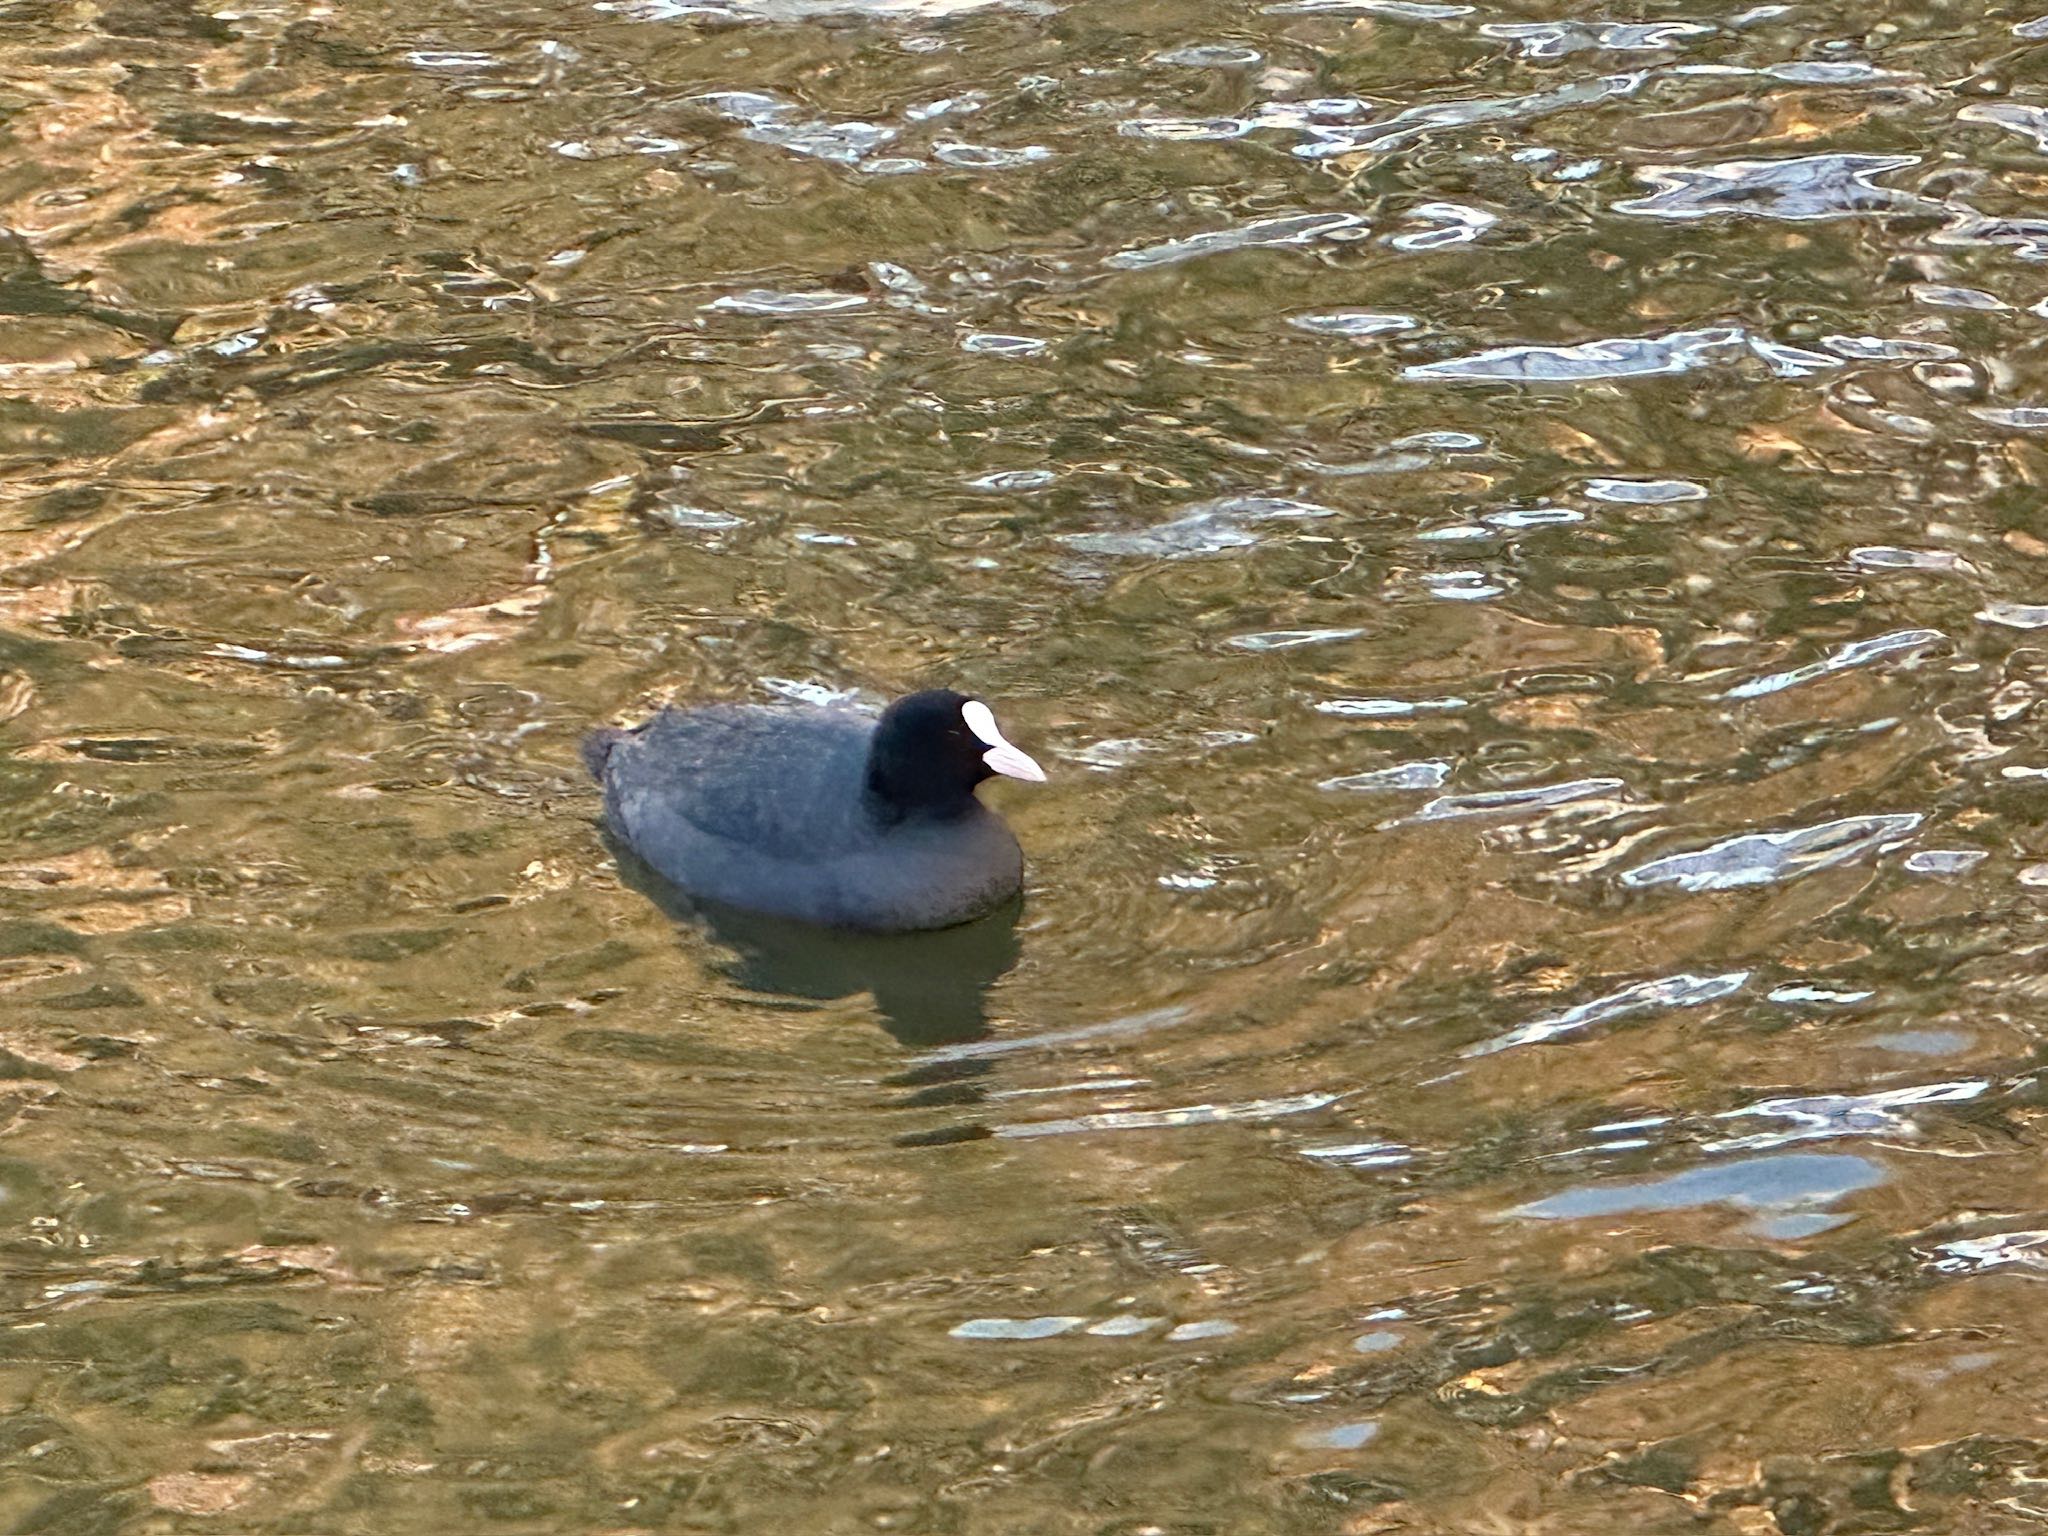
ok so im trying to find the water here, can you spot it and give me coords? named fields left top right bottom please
left=3, top=0, right=2047, bottom=1528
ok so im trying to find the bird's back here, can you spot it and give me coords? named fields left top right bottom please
left=592, top=704, right=878, bottom=864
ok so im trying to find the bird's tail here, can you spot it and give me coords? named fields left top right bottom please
left=580, top=727, right=630, bottom=782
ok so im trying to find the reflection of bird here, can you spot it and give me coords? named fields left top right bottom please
left=608, top=843, right=1024, bottom=1051
left=584, top=688, right=1044, bottom=934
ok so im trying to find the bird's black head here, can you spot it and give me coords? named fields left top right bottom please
left=865, top=689, right=1045, bottom=818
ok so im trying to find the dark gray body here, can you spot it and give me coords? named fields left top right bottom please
left=586, top=703, right=1024, bottom=933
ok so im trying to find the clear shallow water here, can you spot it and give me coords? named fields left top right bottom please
left=3, top=0, right=2048, bottom=1529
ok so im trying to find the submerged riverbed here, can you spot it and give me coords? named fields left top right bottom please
left=4, top=0, right=2048, bottom=1529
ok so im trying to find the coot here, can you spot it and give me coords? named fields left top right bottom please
left=584, top=689, right=1045, bottom=932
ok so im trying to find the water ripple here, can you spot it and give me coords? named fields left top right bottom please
left=968, top=468, right=1057, bottom=491
left=1513, top=1152, right=1885, bottom=1221
left=1914, top=283, right=2009, bottom=310
left=1316, top=695, right=1469, bottom=717
left=1289, top=310, right=1420, bottom=338
left=961, top=332, right=1052, bottom=355
left=1405, top=325, right=1745, bottom=383
left=1931, top=1229, right=2048, bottom=1274
left=1820, top=335, right=1961, bottom=362
left=932, top=140, right=1051, bottom=168
left=705, top=289, right=870, bottom=315
left=1933, top=211, right=2048, bottom=260
left=1904, top=849, right=1988, bottom=876
left=1764, top=60, right=1902, bottom=84
left=1584, top=477, right=1707, bottom=503
left=917, top=1007, right=1193, bottom=1064
left=1621, top=814, right=1924, bottom=893
left=1154, top=43, right=1264, bottom=68
left=1465, top=970, right=1751, bottom=1057
left=1106, top=211, right=1370, bottom=269
left=1263, top=0, right=1471, bottom=14
left=1229, top=627, right=1366, bottom=651
left=996, top=1090, right=1343, bottom=1139
left=950, top=1316, right=1089, bottom=1340
left=694, top=89, right=897, bottom=165
left=1958, top=103, right=2048, bottom=153
left=1972, top=408, right=2048, bottom=432
left=1062, top=494, right=1337, bottom=559
left=1486, top=505, right=1581, bottom=528
left=1388, top=202, right=1498, bottom=251
left=1615, top=153, right=1925, bottom=221
left=1851, top=547, right=1965, bottom=572
left=603, top=0, right=1048, bottom=17
left=1479, top=20, right=1713, bottom=58
left=1390, top=776, right=1628, bottom=825
left=1119, top=117, right=1257, bottom=141
left=1980, top=602, right=2048, bottom=629
left=1320, top=759, right=1453, bottom=792
left=1723, top=627, right=1945, bottom=700
left=1296, top=73, right=1647, bottom=159
left=1301, top=1140, right=1417, bottom=1167
left=1705, top=1080, right=1988, bottom=1153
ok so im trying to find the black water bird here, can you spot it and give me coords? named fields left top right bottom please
left=584, top=688, right=1045, bottom=934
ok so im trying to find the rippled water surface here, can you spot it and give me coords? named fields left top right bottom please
left=6, top=0, right=2048, bottom=1529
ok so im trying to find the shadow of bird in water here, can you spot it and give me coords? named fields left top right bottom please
left=606, top=835, right=1023, bottom=1052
